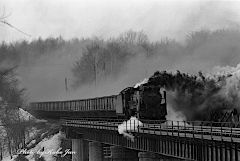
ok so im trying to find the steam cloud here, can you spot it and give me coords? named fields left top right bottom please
left=1, top=0, right=240, bottom=122
left=7, top=0, right=240, bottom=101
left=118, top=116, right=143, bottom=141
left=211, top=64, right=240, bottom=107
left=11, top=30, right=240, bottom=122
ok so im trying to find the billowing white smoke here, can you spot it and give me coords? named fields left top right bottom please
left=134, top=78, right=148, bottom=88
left=118, top=117, right=143, bottom=141
left=224, top=71, right=240, bottom=105
left=165, top=90, right=188, bottom=123
left=211, top=64, right=240, bottom=108
left=166, top=106, right=186, bottom=122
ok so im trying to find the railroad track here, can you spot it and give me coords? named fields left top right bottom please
left=61, top=118, right=240, bottom=143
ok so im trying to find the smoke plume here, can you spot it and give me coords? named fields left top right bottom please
left=2, top=1, right=240, bottom=122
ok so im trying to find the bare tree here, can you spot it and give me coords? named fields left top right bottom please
left=118, top=30, right=149, bottom=45
left=0, top=8, right=31, bottom=37
left=72, top=41, right=101, bottom=87
left=0, top=66, right=27, bottom=158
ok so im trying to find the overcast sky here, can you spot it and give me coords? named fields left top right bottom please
left=1, top=0, right=240, bottom=42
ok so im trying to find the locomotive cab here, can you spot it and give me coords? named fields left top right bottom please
left=121, top=85, right=167, bottom=120
left=139, top=86, right=167, bottom=120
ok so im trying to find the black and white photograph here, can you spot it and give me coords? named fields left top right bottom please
left=0, top=0, right=240, bottom=160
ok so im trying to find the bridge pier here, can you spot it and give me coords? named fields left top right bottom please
left=65, top=124, right=240, bottom=161
left=110, top=146, right=138, bottom=161
left=72, top=138, right=89, bottom=161
left=89, top=142, right=103, bottom=161
left=138, top=152, right=181, bottom=161
left=138, top=152, right=161, bottom=161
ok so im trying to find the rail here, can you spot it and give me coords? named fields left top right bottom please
left=62, top=118, right=240, bottom=143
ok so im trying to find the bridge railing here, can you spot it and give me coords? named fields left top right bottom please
left=61, top=118, right=240, bottom=142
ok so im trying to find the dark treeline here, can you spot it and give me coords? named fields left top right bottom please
left=0, top=67, right=24, bottom=105
left=0, top=36, right=83, bottom=66
left=72, top=31, right=155, bottom=87
left=72, top=29, right=240, bottom=88
left=2, top=29, right=240, bottom=91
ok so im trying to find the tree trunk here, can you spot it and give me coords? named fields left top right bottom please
left=0, top=143, right=3, bottom=161
left=7, top=137, right=12, bottom=159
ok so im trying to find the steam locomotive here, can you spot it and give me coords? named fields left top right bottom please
left=29, top=83, right=167, bottom=120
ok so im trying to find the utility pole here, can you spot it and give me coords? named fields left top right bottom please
left=94, top=58, right=97, bottom=88
left=65, top=77, right=68, bottom=96
left=93, top=51, right=98, bottom=88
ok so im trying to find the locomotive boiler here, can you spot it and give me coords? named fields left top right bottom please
left=29, top=83, right=167, bottom=120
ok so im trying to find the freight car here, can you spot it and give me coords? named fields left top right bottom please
left=29, top=84, right=167, bottom=120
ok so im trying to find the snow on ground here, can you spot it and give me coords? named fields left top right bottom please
left=26, top=127, right=41, bottom=143
left=26, top=132, right=64, bottom=161
left=27, top=139, right=36, bottom=147
left=19, top=108, right=33, bottom=121
left=2, top=132, right=64, bottom=161
left=19, top=108, right=47, bottom=123
left=2, top=155, right=17, bottom=161
left=41, top=131, right=49, bottom=138
left=35, top=119, right=48, bottom=123
left=1, top=108, right=50, bottom=161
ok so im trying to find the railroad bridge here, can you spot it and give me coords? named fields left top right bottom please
left=60, top=118, right=240, bottom=161
left=30, top=99, right=240, bottom=161
left=29, top=111, right=237, bottom=161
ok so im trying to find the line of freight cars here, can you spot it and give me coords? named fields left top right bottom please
left=29, top=84, right=167, bottom=120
